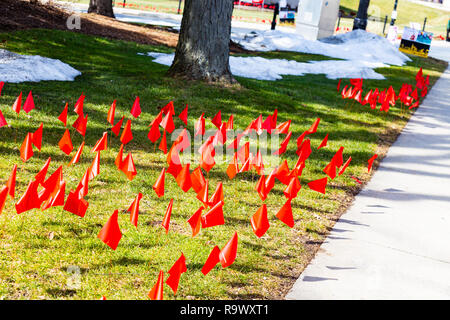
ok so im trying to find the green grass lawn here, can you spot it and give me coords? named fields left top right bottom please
left=0, top=28, right=447, bottom=300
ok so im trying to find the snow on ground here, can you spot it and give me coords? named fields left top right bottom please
left=0, top=49, right=81, bottom=83
left=141, top=52, right=386, bottom=81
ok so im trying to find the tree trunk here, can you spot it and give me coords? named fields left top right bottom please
left=352, top=0, right=370, bottom=31
left=168, top=0, right=236, bottom=84
left=88, top=0, right=115, bottom=18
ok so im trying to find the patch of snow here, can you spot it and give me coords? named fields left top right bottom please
left=143, top=52, right=387, bottom=81
left=0, top=49, right=81, bottom=83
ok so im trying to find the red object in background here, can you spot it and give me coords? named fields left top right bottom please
left=97, top=209, right=122, bottom=250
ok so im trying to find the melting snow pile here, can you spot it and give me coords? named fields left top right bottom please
left=144, top=30, right=411, bottom=81
left=0, top=49, right=81, bottom=83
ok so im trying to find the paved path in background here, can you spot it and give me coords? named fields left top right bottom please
left=286, top=66, right=450, bottom=299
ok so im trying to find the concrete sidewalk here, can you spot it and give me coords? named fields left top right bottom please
left=286, top=66, right=450, bottom=300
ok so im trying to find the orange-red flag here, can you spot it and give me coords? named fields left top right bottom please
left=211, top=111, right=222, bottom=128
left=166, top=253, right=187, bottom=295
left=226, top=153, right=239, bottom=180
left=31, top=122, right=43, bottom=151
left=0, top=109, right=7, bottom=128
left=190, top=166, right=206, bottom=194
left=275, top=120, right=291, bottom=134
left=153, top=168, right=165, bottom=198
left=147, top=121, right=161, bottom=143
left=97, top=210, right=122, bottom=250
left=250, top=204, right=270, bottom=238
left=317, top=133, right=328, bottom=149
left=120, top=120, right=133, bottom=145
left=201, top=200, right=224, bottom=228
left=115, top=144, right=124, bottom=169
left=159, top=130, right=168, bottom=154
left=201, top=246, right=221, bottom=275
left=73, top=93, right=85, bottom=116
left=15, top=180, right=41, bottom=214
left=58, top=129, right=73, bottom=155
left=274, top=131, right=292, bottom=155
left=219, top=232, right=238, bottom=268
left=120, top=152, right=137, bottom=181
left=176, top=163, right=192, bottom=192
left=188, top=207, right=203, bottom=237
left=107, top=100, right=116, bottom=125
left=69, top=141, right=85, bottom=166
left=307, top=177, right=328, bottom=194
left=6, top=164, right=17, bottom=199
left=160, top=111, right=175, bottom=133
left=34, top=157, right=51, bottom=184
left=255, top=175, right=268, bottom=201
left=162, top=198, right=173, bottom=233
left=128, top=192, right=143, bottom=227
left=111, top=116, right=124, bottom=136
left=58, top=103, right=68, bottom=126
left=130, top=96, right=141, bottom=118
left=306, top=117, right=320, bottom=135
left=208, top=182, right=224, bottom=207
left=275, top=199, right=294, bottom=228
left=91, top=132, right=108, bottom=153
left=283, top=176, right=301, bottom=199
left=23, top=91, right=35, bottom=113
left=195, top=113, right=205, bottom=137
left=196, top=179, right=209, bottom=206
left=148, top=270, right=164, bottom=300
left=338, top=157, right=352, bottom=176
left=368, top=154, right=378, bottom=172
left=20, top=133, right=34, bottom=162
left=72, top=113, right=88, bottom=137
left=0, top=186, right=8, bottom=215
left=63, top=190, right=88, bottom=217
left=88, top=152, right=100, bottom=181
left=12, top=92, right=22, bottom=114
left=178, top=104, right=188, bottom=126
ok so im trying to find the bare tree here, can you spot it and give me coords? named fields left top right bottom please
left=168, top=0, right=236, bottom=84
left=88, top=0, right=115, bottom=18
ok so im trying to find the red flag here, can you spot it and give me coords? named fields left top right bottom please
left=307, top=177, right=328, bottom=194
left=162, top=198, right=173, bottom=233
left=237, top=142, right=250, bottom=165
left=167, top=146, right=182, bottom=178
left=317, top=133, right=328, bottom=149
left=208, top=182, right=224, bottom=207
left=276, top=199, right=294, bottom=228
left=0, top=81, right=4, bottom=96
left=219, top=232, right=238, bottom=268
left=296, top=139, right=311, bottom=163
left=97, top=210, right=122, bottom=250
left=159, top=130, right=168, bottom=154
left=120, top=120, right=133, bottom=145
left=58, top=103, right=68, bottom=126
left=41, top=180, right=65, bottom=210
left=226, top=114, right=234, bottom=130
left=331, top=146, right=344, bottom=167
left=306, top=118, right=320, bottom=135
left=73, top=93, right=85, bottom=116
left=20, top=133, right=34, bottom=162
left=201, top=246, right=221, bottom=275
left=226, top=153, right=239, bottom=180
left=200, top=144, right=215, bottom=173
left=88, top=152, right=100, bottom=181
left=250, top=204, right=270, bottom=238
left=130, top=96, right=141, bottom=118
left=338, top=157, right=352, bottom=176
left=176, top=163, right=192, bottom=192
left=195, top=113, right=205, bottom=137
left=128, top=192, right=143, bottom=227
left=274, top=131, right=292, bottom=155
left=0, top=186, right=8, bottom=215
left=107, top=100, right=116, bottom=125
left=275, top=120, right=291, bottom=134
left=23, top=91, right=35, bottom=113
left=148, top=270, right=164, bottom=300
left=351, top=176, right=362, bottom=184
left=12, top=92, right=22, bottom=114
left=6, top=164, right=17, bottom=199
left=91, top=132, right=108, bottom=153
left=69, top=141, right=85, bottom=166
left=166, top=253, right=187, bottom=295
left=35, top=157, right=51, bottom=184
left=66, top=120, right=82, bottom=148
left=75, top=167, right=91, bottom=198
left=147, top=121, right=161, bottom=143
left=265, top=168, right=276, bottom=193
left=196, top=179, right=209, bottom=206
left=120, top=152, right=137, bottom=181
left=162, top=101, right=175, bottom=116
left=31, top=122, right=43, bottom=151
left=368, top=154, right=378, bottom=172
left=160, top=112, right=175, bottom=133
left=409, top=101, right=420, bottom=109
left=15, top=180, right=41, bottom=214
left=72, top=113, right=88, bottom=137
left=211, top=111, right=222, bottom=128
left=173, top=128, right=190, bottom=153
left=63, top=190, right=89, bottom=217
left=115, top=144, right=124, bottom=169
left=188, top=207, right=203, bottom=237
left=283, top=176, right=301, bottom=199
left=0, top=109, right=7, bottom=128
left=153, top=168, right=165, bottom=198
left=111, top=116, right=124, bottom=136
left=178, top=104, right=188, bottom=126
left=190, top=167, right=206, bottom=194
left=201, top=200, right=225, bottom=228
left=275, top=160, right=291, bottom=185
left=323, top=161, right=337, bottom=180
left=255, top=175, right=267, bottom=201
left=337, top=79, right=342, bottom=92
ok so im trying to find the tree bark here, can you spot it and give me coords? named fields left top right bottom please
left=88, top=0, right=115, bottom=18
left=352, top=0, right=370, bottom=31
left=168, top=0, right=236, bottom=84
